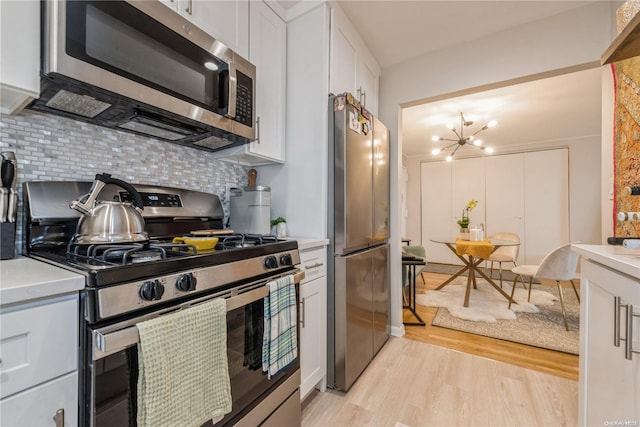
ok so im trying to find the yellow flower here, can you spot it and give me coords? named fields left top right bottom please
left=466, top=199, right=478, bottom=210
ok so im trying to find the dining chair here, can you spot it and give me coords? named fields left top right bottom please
left=509, top=243, right=580, bottom=331
left=486, top=232, right=520, bottom=288
left=402, top=245, right=427, bottom=304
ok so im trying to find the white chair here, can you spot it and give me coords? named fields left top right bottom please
left=486, top=232, right=520, bottom=288
left=509, top=243, right=580, bottom=331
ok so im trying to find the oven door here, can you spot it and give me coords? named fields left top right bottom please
left=83, top=271, right=302, bottom=427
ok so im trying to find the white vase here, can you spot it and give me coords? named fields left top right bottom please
left=276, top=222, right=287, bottom=238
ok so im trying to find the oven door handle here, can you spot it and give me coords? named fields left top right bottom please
left=95, top=285, right=268, bottom=354
left=94, top=271, right=304, bottom=355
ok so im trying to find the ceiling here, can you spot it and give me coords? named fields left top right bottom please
left=276, top=1, right=609, bottom=157
left=401, top=67, right=603, bottom=157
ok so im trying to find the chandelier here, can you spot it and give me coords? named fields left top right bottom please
left=431, top=112, right=496, bottom=161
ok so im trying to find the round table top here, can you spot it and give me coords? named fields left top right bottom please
left=430, top=238, right=520, bottom=246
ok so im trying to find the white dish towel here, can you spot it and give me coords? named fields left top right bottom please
left=137, top=298, right=231, bottom=427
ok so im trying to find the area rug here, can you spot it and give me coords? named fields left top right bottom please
left=415, top=278, right=579, bottom=355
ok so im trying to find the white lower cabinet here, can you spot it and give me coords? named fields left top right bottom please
left=579, top=258, right=640, bottom=426
left=298, top=244, right=327, bottom=400
left=0, top=372, right=78, bottom=427
left=0, top=294, right=79, bottom=426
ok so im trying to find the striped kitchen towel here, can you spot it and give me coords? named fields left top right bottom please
left=262, top=274, right=298, bottom=379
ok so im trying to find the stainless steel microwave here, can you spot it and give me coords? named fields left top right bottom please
left=30, top=0, right=256, bottom=152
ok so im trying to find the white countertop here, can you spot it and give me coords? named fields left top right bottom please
left=572, top=244, right=640, bottom=280
left=289, top=237, right=330, bottom=251
left=0, top=257, right=85, bottom=306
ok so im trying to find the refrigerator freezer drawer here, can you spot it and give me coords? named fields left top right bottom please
left=331, top=244, right=389, bottom=391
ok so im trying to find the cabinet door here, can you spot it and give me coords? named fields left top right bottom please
left=0, top=0, right=40, bottom=114
left=188, top=0, right=249, bottom=58
left=160, top=0, right=249, bottom=57
left=0, top=372, right=78, bottom=427
left=329, top=5, right=380, bottom=114
left=299, top=276, right=327, bottom=400
left=356, top=47, right=380, bottom=116
left=248, top=1, right=286, bottom=161
left=485, top=153, right=525, bottom=264
left=0, top=296, right=78, bottom=399
left=329, top=6, right=357, bottom=96
left=421, top=161, right=454, bottom=264
left=524, top=149, right=569, bottom=264
left=580, top=260, right=640, bottom=425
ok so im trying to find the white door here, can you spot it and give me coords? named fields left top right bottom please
left=451, top=157, right=486, bottom=232
left=524, top=149, right=569, bottom=264
left=485, top=153, right=525, bottom=264
left=421, top=161, right=454, bottom=264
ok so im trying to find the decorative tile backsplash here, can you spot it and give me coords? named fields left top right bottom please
left=0, top=109, right=249, bottom=254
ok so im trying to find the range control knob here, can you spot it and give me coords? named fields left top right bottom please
left=263, top=256, right=279, bottom=269
left=279, top=253, right=293, bottom=266
left=139, top=279, right=165, bottom=301
left=176, top=273, right=197, bottom=292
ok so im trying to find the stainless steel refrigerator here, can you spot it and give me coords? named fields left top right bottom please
left=327, top=93, right=390, bottom=391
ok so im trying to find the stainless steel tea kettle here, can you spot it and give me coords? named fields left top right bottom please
left=70, top=173, right=148, bottom=244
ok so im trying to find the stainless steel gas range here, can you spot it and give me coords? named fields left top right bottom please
left=23, top=180, right=303, bottom=427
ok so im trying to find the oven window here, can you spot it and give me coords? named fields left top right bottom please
left=90, top=297, right=298, bottom=426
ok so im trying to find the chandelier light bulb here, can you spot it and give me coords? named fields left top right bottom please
left=427, top=112, right=496, bottom=160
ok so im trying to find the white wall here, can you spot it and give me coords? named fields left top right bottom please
left=376, top=2, right=618, bottom=336
left=405, top=136, right=601, bottom=248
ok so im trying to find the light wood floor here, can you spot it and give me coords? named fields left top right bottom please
left=301, top=337, right=578, bottom=426
left=301, top=271, right=580, bottom=426
left=403, top=272, right=579, bottom=381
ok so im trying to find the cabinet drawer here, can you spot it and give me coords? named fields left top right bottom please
left=0, top=295, right=78, bottom=399
left=299, top=247, right=327, bottom=283
left=0, top=371, right=78, bottom=427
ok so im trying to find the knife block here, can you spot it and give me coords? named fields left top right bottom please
left=1, top=222, right=16, bottom=260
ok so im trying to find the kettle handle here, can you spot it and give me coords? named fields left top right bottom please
left=95, top=173, right=145, bottom=211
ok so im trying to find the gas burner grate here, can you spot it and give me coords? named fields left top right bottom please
left=219, top=233, right=279, bottom=249
left=66, top=241, right=198, bottom=266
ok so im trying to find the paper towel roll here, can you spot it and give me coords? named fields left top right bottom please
left=622, top=239, right=640, bottom=249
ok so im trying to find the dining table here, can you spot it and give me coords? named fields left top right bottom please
left=430, top=238, right=521, bottom=307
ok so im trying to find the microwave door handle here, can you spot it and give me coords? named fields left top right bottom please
left=224, top=63, right=237, bottom=120
left=94, top=285, right=270, bottom=355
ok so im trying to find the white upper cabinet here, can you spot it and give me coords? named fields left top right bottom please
left=0, top=0, right=40, bottom=115
left=329, top=5, right=380, bottom=115
left=212, top=0, right=286, bottom=165
left=159, top=0, right=249, bottom=58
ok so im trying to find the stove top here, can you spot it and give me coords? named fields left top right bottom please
left=24, top=181, right=299, bottom=288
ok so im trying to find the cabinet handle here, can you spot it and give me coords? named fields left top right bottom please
left=53, top=408, right=64, bottom=427
left=304, top=262, right=323, bottom=270
left=614, top=296, right=623, bottom=348
left=357, top=87, right=366, bottom=107
left=614, top=296, right=639, bottom=360
left=300, top=297, right=306, bottom=328
left=255, top=116, right=260, bottom=144
left=625, top=303, right=639, bottom=360
left=185, top=0, right=193, bottom=15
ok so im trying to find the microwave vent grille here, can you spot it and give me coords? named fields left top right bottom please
left=45, top=89, right=112, bottom=118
